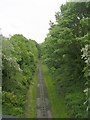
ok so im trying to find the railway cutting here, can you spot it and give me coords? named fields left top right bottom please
left=36, top=63, right=52, bottom=118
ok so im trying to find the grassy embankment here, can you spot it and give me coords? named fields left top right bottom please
left=42, top=64, right=68, bottom=118
left=25, top=69, right=37, bottom=118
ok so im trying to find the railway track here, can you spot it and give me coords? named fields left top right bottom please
left=36, top=63, right=52, bottom=118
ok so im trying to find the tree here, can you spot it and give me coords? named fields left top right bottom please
left=2, top=34, right=39, bottom=117
left=41, top=1, right=89, bottom=118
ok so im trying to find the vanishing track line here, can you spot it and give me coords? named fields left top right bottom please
left=36, top=62, right=52, bottom=118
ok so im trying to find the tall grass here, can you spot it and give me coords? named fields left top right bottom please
left=25, top=70, right=37, bottom=118
left=42, top=64, right=68, bottom=118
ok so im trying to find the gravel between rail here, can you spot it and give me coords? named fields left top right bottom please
left=36, top=62, right=52, bottom=118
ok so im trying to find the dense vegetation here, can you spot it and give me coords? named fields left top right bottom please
left=41, top=2, right=89, bottom=118
left=42, top=64, right=68, bottom=118
left=2, top=34, right=39, bottom=117
left=1, top=1, right=90, bottom=118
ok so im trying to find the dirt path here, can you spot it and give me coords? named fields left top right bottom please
left=36, top=62, right=52, bottom=118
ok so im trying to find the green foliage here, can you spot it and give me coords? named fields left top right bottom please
left=65, top=92, right=86, bottom=118
left=2, top=34, right=39, bottom=117
left=2, top=91, right=24, bottom=117
left=41, top=1, right=89, bottom=118
left=82, top=44, right=90, bottom=116
left=1, top=1, right=90, bottom=118
left=25, top=68, right=37, bottom=118
left=42, top=64, right=68, bottom=118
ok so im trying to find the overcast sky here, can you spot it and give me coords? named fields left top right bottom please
left=0, top=0, right=67, bottom=43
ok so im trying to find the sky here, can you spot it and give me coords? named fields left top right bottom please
left=0, top=0, right=67, bottom=43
